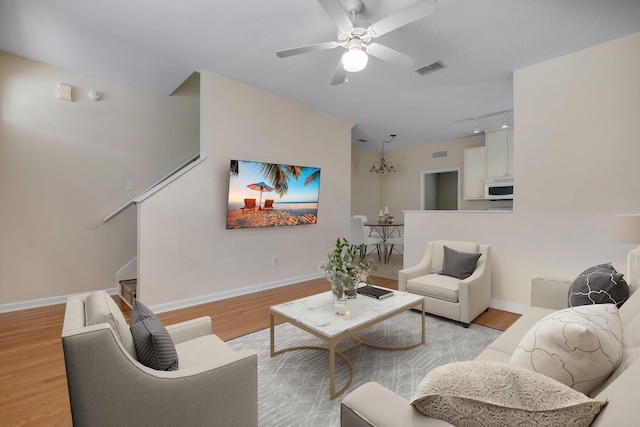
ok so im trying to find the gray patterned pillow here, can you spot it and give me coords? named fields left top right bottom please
left=568, top=263, right=629, bottom=308
left=440, top=245, right=482, bottom=280
left=130, top=299, right=179, bottom=371
left=411, top=361, right=606, bottom=427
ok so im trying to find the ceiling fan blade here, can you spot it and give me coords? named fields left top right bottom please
left=330, top=60, right=347, bottom=85
left=317, top=0, right=353, bottom=32
left=276, top=41, right=339, bottom=58
left=367, top=43, right=416, bottom=69
left=367, top=0, right=437, bottom=37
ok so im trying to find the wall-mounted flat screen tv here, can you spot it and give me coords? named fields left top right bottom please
left=226, top=159, right=321, bottom=229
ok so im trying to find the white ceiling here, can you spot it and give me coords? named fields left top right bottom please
left=2, top=0, right=640, bottom=150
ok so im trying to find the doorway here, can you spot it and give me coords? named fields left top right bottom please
left=420, top=168, right=460, bottom=210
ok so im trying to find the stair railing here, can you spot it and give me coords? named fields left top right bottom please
left=103, top=153, right=201, bottom=222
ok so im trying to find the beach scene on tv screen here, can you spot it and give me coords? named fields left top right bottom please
left=226, top=160, right=320, bottom=229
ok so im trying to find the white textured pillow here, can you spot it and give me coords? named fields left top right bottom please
left=510, top=304, right=623, bottom=395
left=411, top=361, right=605, bottom=427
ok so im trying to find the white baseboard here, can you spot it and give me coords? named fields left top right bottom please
left=1, top=275, right=529, bottom=316
left=148, top=272, right=325, bottom=314
left=490, top=298, right=529, bottom=315
left=0, top=272, right=325, bottom=314
left=0, top=288, right=119, bottom=314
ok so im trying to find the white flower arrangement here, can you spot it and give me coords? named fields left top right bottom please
left=319, top=238, right=377, bottom=299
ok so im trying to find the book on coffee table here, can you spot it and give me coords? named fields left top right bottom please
left=357, top=286, right=394, bottom=300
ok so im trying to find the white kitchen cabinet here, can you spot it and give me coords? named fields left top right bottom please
left=463, top=146, right=486, bottom=200
left=486, top=128, right=514, bottom=178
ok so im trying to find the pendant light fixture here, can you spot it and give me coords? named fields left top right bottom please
left=370, top=134, right=397, bottom=174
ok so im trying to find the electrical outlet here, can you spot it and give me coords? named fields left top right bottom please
left=272, top=256, right=279, bottom=267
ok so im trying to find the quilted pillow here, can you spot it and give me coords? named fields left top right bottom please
left=439, top=245, right=481, bottom=280
left=130, top=299, right=179, bottom=371
left=411, top=361, right=605, bottom=427
left=568, top=263, right=629, bottom=308
left=509, top=304, right=622, bottom=395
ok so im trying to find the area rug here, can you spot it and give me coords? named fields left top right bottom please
left=227, top=310, right=502, bottom=426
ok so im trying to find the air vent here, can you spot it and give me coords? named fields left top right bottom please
left=415, top=61, right=446, bottom=76
left=432, top=150, right=448, bottom=159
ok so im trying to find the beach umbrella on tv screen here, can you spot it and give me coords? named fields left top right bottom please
left=246, top=181, right=273, bottom=209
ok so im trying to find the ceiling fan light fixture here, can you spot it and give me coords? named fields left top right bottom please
left=342, top=44, right=368, bottom=72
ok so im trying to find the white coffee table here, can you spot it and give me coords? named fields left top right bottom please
left=270, top=288, right=425, bottom=400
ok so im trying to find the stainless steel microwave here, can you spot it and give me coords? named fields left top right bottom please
left=484, top=177, right=514, bottom=200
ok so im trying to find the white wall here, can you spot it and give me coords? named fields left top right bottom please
left=0, top=53, right=200, bottom=306
left=404, top=33, right=640, bottom=311
left=137, top=71, right=353, bottom=309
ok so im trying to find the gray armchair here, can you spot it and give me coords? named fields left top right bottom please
left=61, top=291, right=258, bottom=427
left=399, top=240, right=491, bottom=327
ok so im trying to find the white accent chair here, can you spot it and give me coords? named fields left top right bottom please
left=350, top=217, right=383, bottom=261
left=399, top=240, right=491, bottom=327
left=61, top=291, right=258, bottom=426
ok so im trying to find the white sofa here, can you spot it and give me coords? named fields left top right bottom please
left=341, top=277, right=640, bottom=426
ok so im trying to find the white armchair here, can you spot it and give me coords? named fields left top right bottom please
left=61, top=291, right=258, bottom=426
left=399, top=240, right=491, bottom=327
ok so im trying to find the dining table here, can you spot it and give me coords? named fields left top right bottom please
left=364, top=222, right=404, bottom=263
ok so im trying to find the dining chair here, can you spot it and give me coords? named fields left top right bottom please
left=349, top=218, right=383, bottom=261
left=385, top=235, right=404, bottom=263
left=352, top=215, right=381, bottom=238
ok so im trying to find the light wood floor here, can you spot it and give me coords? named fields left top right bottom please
left=0, top=276, right=519, bottom=426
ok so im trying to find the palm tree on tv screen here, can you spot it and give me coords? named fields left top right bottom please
left=258, top=163, right=320, bottom=198
left=231, top=161, right=319, bottom=198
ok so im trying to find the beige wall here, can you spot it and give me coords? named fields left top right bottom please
left=137, top=71, right=353, bottom=309
left=0, top=53, right=200, bottom=306
left=404, top=33, right=640, bottom=311
left=351, top=146, right=381, bottom=220
left=352, top=134, right=513, bottom=221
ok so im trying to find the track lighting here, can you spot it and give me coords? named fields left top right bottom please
left=472, top=118, right=481, bottom=134
left=463, top=110, right=513, bottom=135
left=500, top=112, right=509, bottom=128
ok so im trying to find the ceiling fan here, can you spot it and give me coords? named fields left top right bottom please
left=276, top=0, right=438, bottom=85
